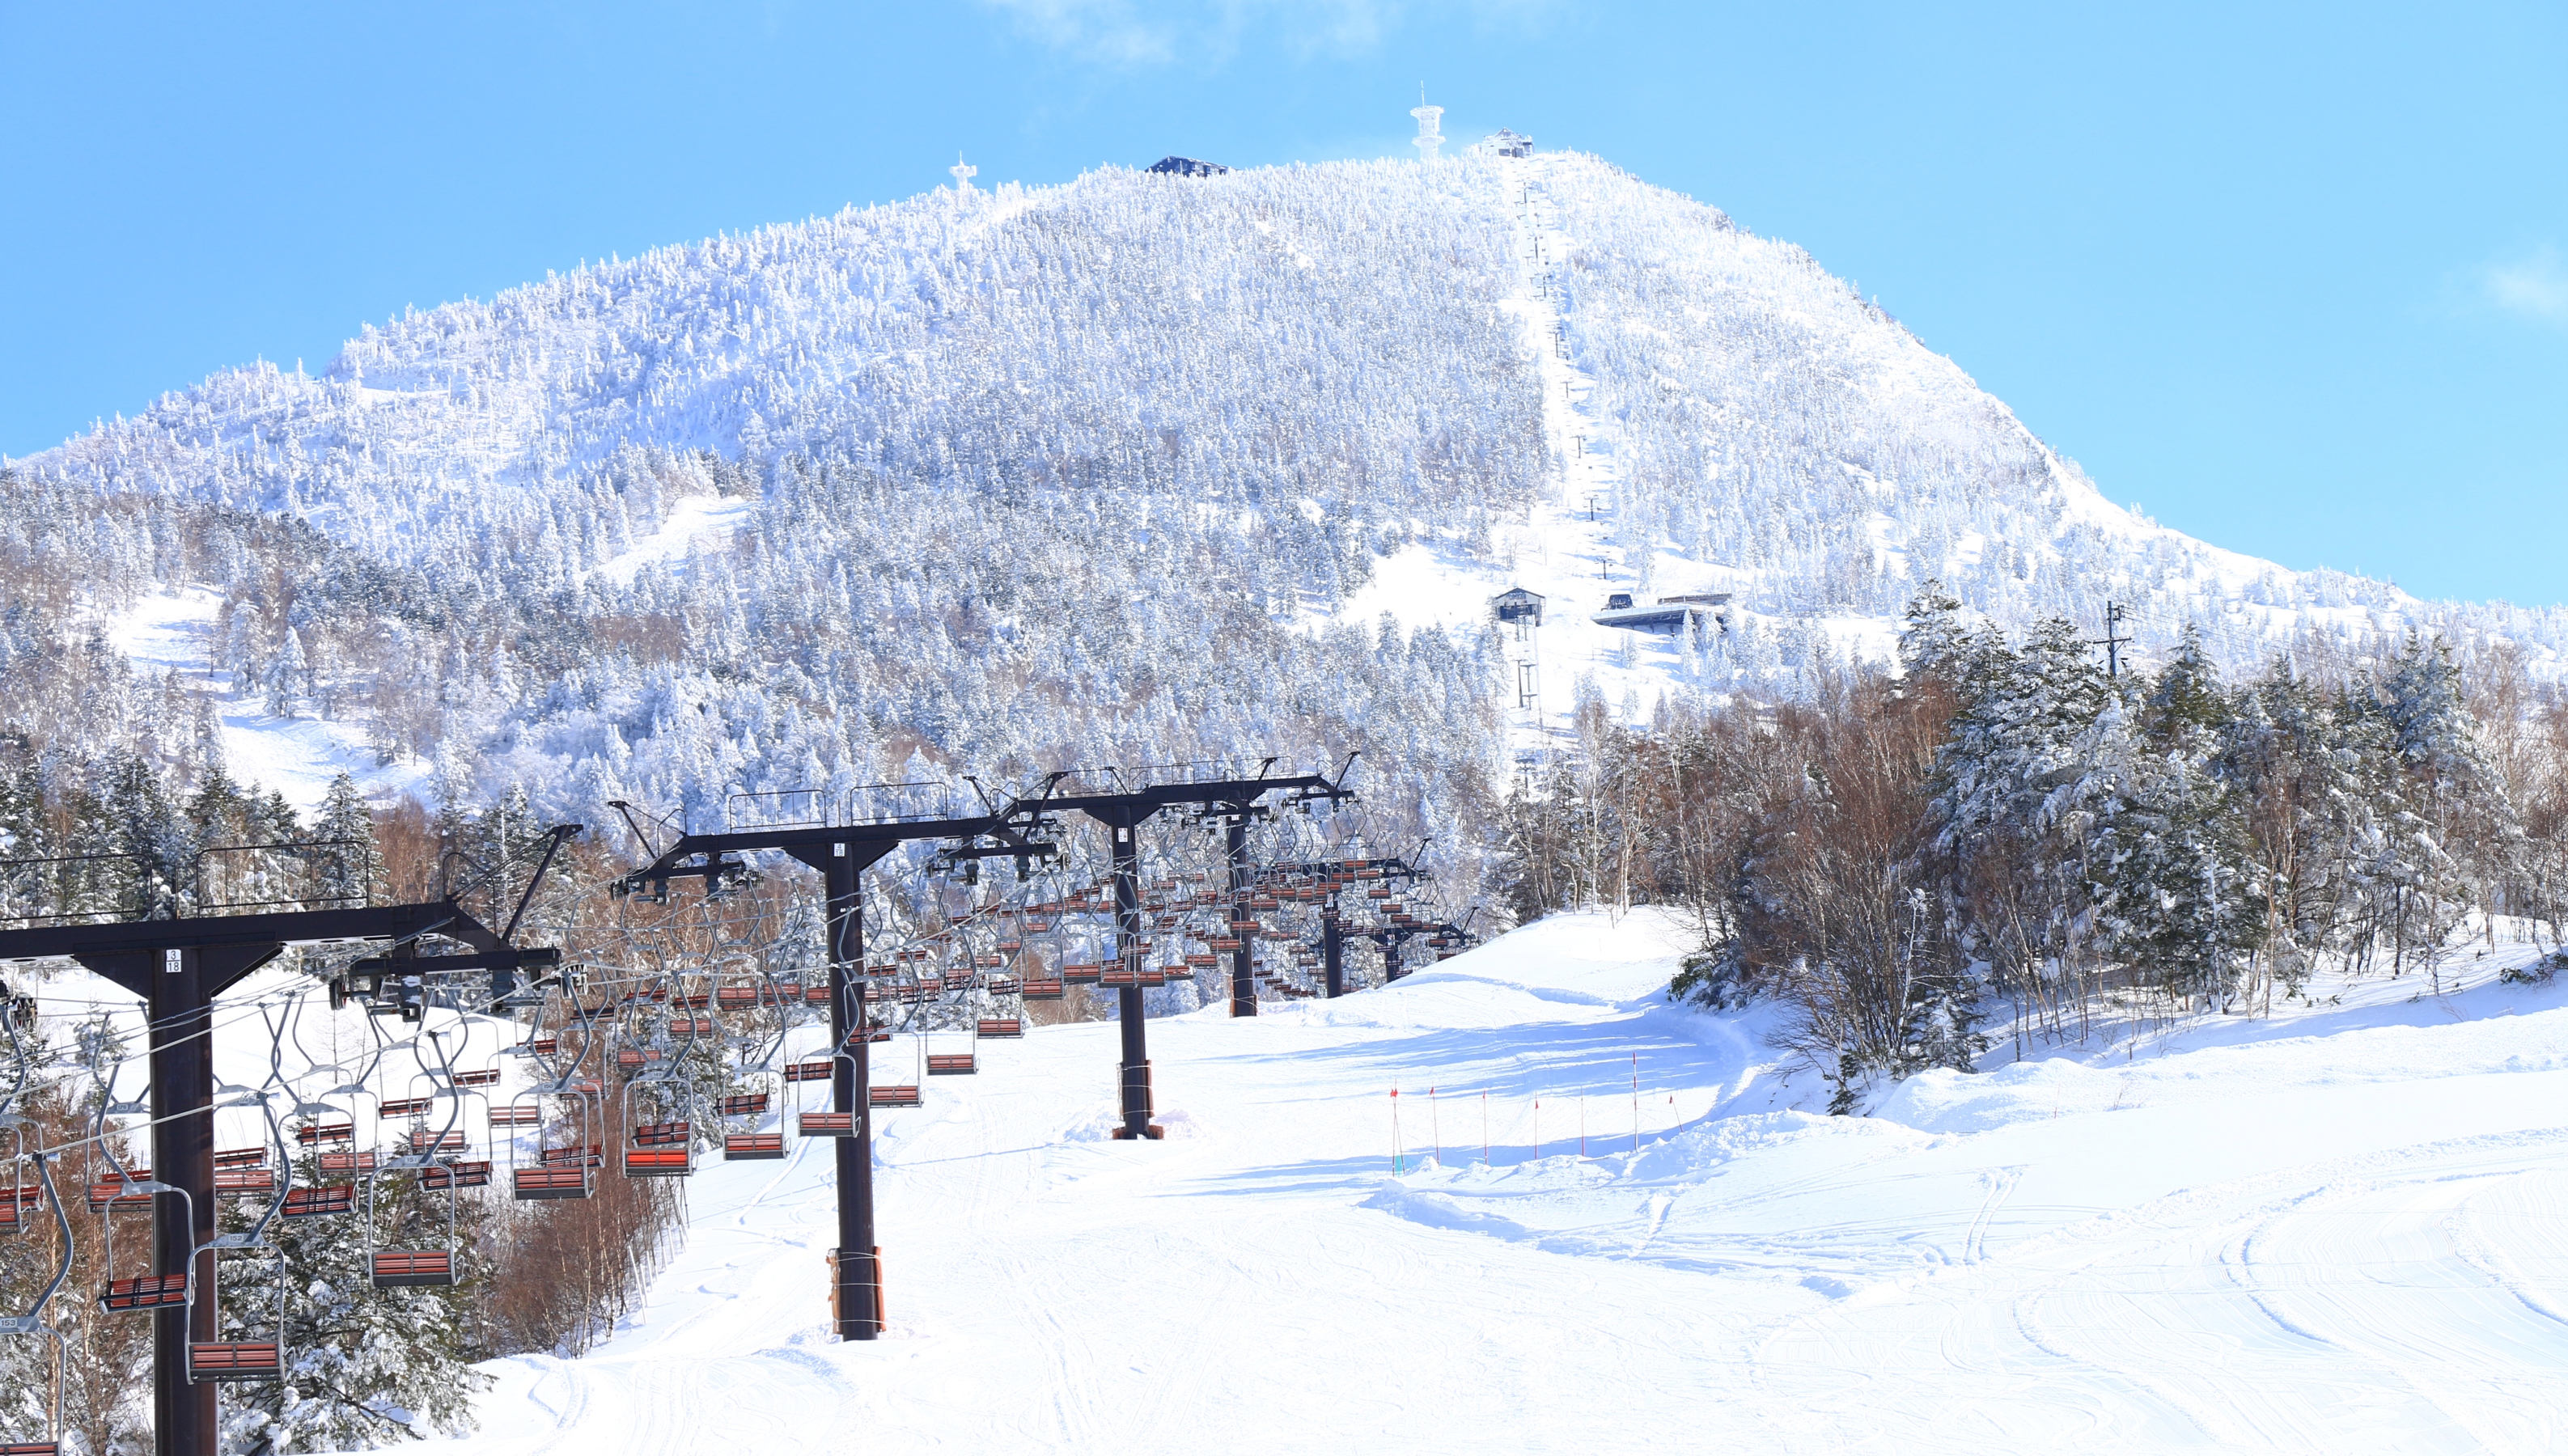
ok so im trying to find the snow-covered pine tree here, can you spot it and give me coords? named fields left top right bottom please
left=2067, top=637, right=2266, bottom=1005
left=312, top=772, right=383, bottom=906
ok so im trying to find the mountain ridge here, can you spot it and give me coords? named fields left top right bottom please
left=3, top=149, right=2557, bottom=904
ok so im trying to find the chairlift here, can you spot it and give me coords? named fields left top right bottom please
left=189, top=1094, right=296, bottom=1384
left=506, top=1086, right=596, bottom=1200
left=720, top=1081, right=782, bottom=1160
left=621, top=1077, right=697, bottom=1178
left=88, top=1069, right=194, bottom=1314
left=792, top=1049, right=858, bottom=1136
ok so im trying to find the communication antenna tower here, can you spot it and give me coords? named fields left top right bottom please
left=1410, top=87, right=1444, bottom=162
left=950, top=154, right=978, bottom=192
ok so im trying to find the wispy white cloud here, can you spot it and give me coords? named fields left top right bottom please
left=978, top=0, right=1442, bottom=68
left=2485, top=246, right=2568, bottom=325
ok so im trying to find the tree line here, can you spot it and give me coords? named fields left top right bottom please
left=1498, top=586, right=2566, bottom=1111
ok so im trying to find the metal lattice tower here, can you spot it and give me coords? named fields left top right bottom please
left=949, top=154, right=977, bottom=191
left=1410, top=87, right=1444, bottom=162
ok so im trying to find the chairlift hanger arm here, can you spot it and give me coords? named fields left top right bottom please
left=499, top=824, right=580, bottom=945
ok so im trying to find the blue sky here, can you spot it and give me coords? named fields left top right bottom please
left=2, top=2, right=2560, bottom=603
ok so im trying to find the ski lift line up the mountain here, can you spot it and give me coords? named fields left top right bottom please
left=0, top=756, right=1438, bottom=1452
left=0, top=844, right=576, bottom=1456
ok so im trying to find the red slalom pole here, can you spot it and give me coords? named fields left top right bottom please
left=1390, top=1089, right=1403, bottom=1174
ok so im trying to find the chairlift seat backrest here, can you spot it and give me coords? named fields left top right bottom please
left=511, top=1166, right=593, bottom=1200
left=187, top=1341, right=282, bottom=1382
left=100, top=1273, right=191, bottom=1313
left=798, top=1111, right=855, bottom=1136
left=370, top=1251, right=456, bottom=1288
left=867, top=1086, right=923, bottom=1107
left=281, top=1185, right=356, bottom=1218
left=724, top=1132, right=786, bottom=1160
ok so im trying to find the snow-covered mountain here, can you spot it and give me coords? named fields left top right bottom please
left=12, top=148, right=2562, bottom=887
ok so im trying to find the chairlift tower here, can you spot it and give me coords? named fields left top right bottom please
left=1410, top=89, right=1444, bottom=162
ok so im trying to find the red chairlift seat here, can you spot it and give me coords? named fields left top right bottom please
left=632, top=1121, right=691, bottom=1147
left=454, top=1068, right=503, bottom=1088
left=281, top=1185, right=357, bottom=1218
left=803, top=985, right=835, bottom=1005
left=1098, top=967, right=1138, bottom=989
left=213, top=1147, right=267, bottom=1169
left=799, top=1111, right=855, bottom=1136
left=668, top=1016, right=718, bottom=1037
left=489, top=1106, right=542, bottom=1127
left=996, top=939, right=1023, bottom=954
left=187, top=1341, right=282, bottom=1383
left=926, top=1054, right=976, bottom=1076
left=725, top=1132, right=786, bottom=1160
left=1062, top=963, right=1103, bottom=985
left=719, top=1093, right=771, bottom=1116
left=317, top=1151, right=380, bottom=1175
left=785, top=1060, right=834, bottom=1083
left=1210, top=938, right=1244, bottom=953
left=867, top=1086, right=923, bottom=1107
left=622, top=1148, right=693, bottom=1178
left=985, top=976, right=1023, bottom=997
left=405, top=1130, right=468, bottom=1155
left=86, top=1181, right=154, bottom=1213
left=100, top=1272, right=191, bottom=1313
left=1139, top=970, right=1167, bottom=988
left=714, top=986, right=762, bottom=1009
left=538, top=1145, right=604, bottom=1168
left=977, top=1018, right=1023, bottom=1038
left=371, top=1250, right=456, bottom=1288
left=0, top=1442, right=61, bottom=1455
left=379, top=1097, right=435, bottom=1118
left=215, top=1167, right=278, bottom=1198
left=421, top=1162, right=492, bottom=1191
left=674, top=992, right=712, bottom=1009
left=511, top=1166, right=593, bottom=1200
left=1022, top=979, right=1066, bottom=1001
left=528, top=1036, right=561, bottom=1056
left=1184, top=954, right=1218, bottom=968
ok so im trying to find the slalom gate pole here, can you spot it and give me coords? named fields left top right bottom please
left=1631, top=1052, right=1640, bottom=1154
left=1390, top=1089, right=1403, bottom=1174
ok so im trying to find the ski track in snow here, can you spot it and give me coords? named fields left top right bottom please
left=150, top=907, right=2541, bottom=1455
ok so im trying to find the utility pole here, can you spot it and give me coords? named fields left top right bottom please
left=2095, top=602, right=2131, bottom=679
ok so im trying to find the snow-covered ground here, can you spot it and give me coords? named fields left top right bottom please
left=587, top=493, right=753, bottom=587
left=82, top=907, right=2540, bottom=1454
left=104, top=587, right=428, bottom=811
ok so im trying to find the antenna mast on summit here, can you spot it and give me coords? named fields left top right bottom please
left=1410, top=87, right=1444, bottom=162
left=949, top=154, right=977, bottom=192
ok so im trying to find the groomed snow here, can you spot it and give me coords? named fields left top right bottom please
left=105, top=588, right=428, bottom=811
left=111, top=907, right=2536, bottom=1454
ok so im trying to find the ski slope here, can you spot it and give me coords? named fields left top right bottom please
left=308, top=910, right=2568, bottom=1455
